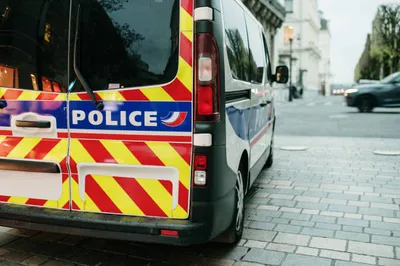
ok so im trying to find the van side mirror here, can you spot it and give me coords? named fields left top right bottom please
left=273, top=65, right=289, bottom=84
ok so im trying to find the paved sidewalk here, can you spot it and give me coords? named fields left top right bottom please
left=244, top=136, right=400, bottom=266
left=0, top=136, right=399, bottom=266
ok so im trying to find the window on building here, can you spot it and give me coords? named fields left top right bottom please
left=285, top=0, right=293, bottom=13
left=221, top=0, right=251, bottom=82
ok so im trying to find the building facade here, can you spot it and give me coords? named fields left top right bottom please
left=275, top=0, right=331, bottom=92
left=318, top=11, right=332, bottom=94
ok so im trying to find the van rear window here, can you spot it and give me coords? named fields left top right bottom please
left=77, top=0, right=180, bottom=91
left=0, top=0, right=180, bottom=93
left=0, top=0, right=69, bottom=92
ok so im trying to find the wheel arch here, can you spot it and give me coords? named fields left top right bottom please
left=356, top=93, right=379, bottom=107
left=239, top=150, right=249, bottom=194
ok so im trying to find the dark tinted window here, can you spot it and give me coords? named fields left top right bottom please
left=245, top=15, right=265, bottom=84
left=262, top=33, right=272, bottom=82
left=0, top=0, right=69, bottom=92
left=222, top=0, right=250, bottom=82
left=72, top=0, right=179, bottom=92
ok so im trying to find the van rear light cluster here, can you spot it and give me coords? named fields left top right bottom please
left=194, top=154, right=207, bottom=186
left=195, top=33, right=220, bottom=121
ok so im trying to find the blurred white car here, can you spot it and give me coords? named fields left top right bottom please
left=331, top=83, right=353, bottom=96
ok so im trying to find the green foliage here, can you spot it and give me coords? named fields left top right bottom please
left=355, top=3, right=400, bottom=81
left=355, top=35, right=380, bottom=81
left=360, top=56, right=381, bottom=80
left=371, top=4, right=400, bottom=74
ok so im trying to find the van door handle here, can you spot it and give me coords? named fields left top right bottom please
left=260, top=101, right=271, bottom=107
left=0, top=158, right=60, bottom=173
left=15, top=120, right=51, bottom=128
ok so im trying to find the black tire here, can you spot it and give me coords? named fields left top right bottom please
left=216, top=166, right=245, bottom=244
left=265, top=125, right=275, bottom=168
left=358, top=96, right=374, bottom=113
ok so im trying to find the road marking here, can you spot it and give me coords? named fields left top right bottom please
left=329, top=114, right=349, bottom=119
left=373, top=150, right=400, bottom=156
left=307, top=102, right=315, bottom=106
left=280, top=146, right=308, bottom=151
left=324, top=102, right=332, bottom=106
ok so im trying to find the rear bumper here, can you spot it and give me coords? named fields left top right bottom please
left=0, top=187, right=235, bottom=246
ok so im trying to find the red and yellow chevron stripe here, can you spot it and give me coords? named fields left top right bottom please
left=0, top=88, right=66, bottom=101
left=69, top=139, right=191, bottom=218
left=0, top=137, right=70, bottom=209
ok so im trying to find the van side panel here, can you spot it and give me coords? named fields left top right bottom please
left=221, top=0, right=272, bottom=189
left=221, top=0, right=252, bottom=178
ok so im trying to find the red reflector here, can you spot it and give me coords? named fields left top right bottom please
left=198, top=86, right=213, bottom=115
left=195, top=155, right=207, bottom=170
left=161, top=230, right=178, bottom=237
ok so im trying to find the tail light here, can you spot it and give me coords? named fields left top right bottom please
left=193, top=154, right=207, bottom=186
left=195, top=33, right=220, bottom=121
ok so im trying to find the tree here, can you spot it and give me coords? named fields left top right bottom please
left=371, top=4, right=400, bottom=74
left=354, top=34, right=380, bottom=81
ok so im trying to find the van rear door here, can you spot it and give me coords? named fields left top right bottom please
left=0, top=1, right=70, bottom=209
left=67, top=0, right=194, bottom=219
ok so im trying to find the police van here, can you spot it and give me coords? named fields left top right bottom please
left=0, top=0, right=288, bottom=245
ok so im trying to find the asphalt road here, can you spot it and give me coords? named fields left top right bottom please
left=275, top=95, right=400, bottom=139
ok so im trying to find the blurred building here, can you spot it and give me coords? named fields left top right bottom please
left=275, top=0, right=331, bottom=92
left=319, top=11, right=332, bottom=95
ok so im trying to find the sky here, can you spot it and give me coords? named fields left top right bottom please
left=318, top=0, right=399, bottom=83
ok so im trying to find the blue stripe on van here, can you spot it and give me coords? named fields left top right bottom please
left=0, top=101, right=67, bottom=129
left=0, top=100, right=192, bottom=133
left=226, top=105, right=272, bottom=141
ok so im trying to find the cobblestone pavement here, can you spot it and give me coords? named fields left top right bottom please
left=0, top=136, right=399, bottom=266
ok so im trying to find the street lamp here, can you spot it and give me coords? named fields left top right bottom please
left=284, top=26, right=294, bottom=102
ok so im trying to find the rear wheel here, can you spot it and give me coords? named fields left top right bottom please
left=217, top=167, right=245, bottom=244
left=358, top=96, right=375, bottom=113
